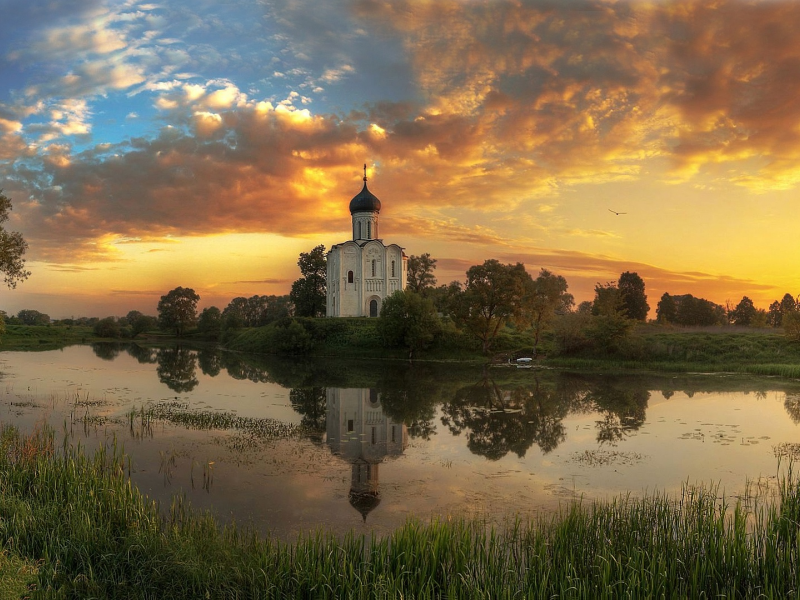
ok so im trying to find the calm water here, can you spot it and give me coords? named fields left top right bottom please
left=1, top=343, right=799, bottom=539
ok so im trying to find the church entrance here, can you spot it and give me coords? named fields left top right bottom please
left=369, top=299, right=378, bottom=317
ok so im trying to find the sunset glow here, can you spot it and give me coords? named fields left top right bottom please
left=1, top=0, right=799, bottom=317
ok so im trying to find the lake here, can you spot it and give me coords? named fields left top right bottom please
left=1, top=343, right=799, bottom=539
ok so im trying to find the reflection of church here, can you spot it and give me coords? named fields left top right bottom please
left=326, top=167, right=407, bottom=317
left=326, top=388, right=407, bottom=521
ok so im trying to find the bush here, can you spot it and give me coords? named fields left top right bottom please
left=274, top=320, right=315, bottom=355
left=93, top=317, right=121, bottom=339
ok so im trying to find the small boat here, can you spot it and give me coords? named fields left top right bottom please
left=515, top=357, right=533, bottom=364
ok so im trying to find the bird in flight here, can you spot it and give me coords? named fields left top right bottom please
left=608, top=209, right=626, bottom=215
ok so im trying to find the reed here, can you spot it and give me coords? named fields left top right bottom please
left=0, top=425, right=798, bottom=598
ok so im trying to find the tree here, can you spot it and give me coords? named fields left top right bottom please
left=656, top=292, right=677, bottom=324
left=784, top=310, right=800, bottom=342
left=618, top=271, right=649, bottom=321
left=406, top=253, right=437, bottom=295
left=157, top=287, right=200, bottom=337
left=452, top=260, right=531, bottom=354
left=378, top=290, right=442, bottom=359
left=767, top=301, right=782, bottom=327
left=518, top=269, right=573, bottom=355
left=730, top=296, right=757, bottom=326
left=588, top=282, right=633, bottom=352
left=94, top=317, right=121, bottom=338
left=197, top=306, right=222, bottom=339
left=126, top=310, right=157, bottom=338
left=290, top=245, right=327, bottom=317
left=0, top=191, right=30, bottom=289
left=17, top=309, right=51, bottom=325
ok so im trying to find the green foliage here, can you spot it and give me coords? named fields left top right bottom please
left=406, top=253, right=437, bottom=294
left=290, top=244, right=327, bottom=317
left=0, top=191, right=30, bottom=289
left=197, top=306, right=222, bottom=339
left=618, top=271, right=649, bottom=321
left=784, top=310, right=800, bottom=342
left=157, top=286, right=200, bottom=337
left=16, top=308, right=51, bottom=326
left=452, top=260, right=531, bottom=354
left=377, top=290, right=441, bottom=358
left=518, top=268, right=573, bottom=354
left=657, top=292, right=677, bottom=323
left=274, top=319, right=315, bottom=355
left=730, top=295, right=757, bottom=326
left=93, top=316, right=121, bottom=338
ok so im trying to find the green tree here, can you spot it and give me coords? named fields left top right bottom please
left=17, top=309, right=50, bottom=325
left=93, top=317, right=121, bottom=338
left=767, top=300, right=782, bottom=327
left=589, top=283, right=633, bottom=353
left=452, top=260, right=531, bottom=354
left=518, top=269, right=573, bottom=355
left=378, top=290, right=442, bottom=359
left=656, top=292, right=677, bottom=324
left=290, top=245, right=327, bottom=317
left=157, top=287, right=200, bottom=337
left=730, top=296, right=757, bottom=326
left=618, top=271, right=649, bottom=321
left=126, top=310, right=157, bottom=338
left=780, top=293, right=798, bottom=315
left=784, top=310, right=800, bottom=342
left=406, top=253, right=437, bottom=295
left=0, top=191, right=30, bottom=289
left=197, top=306, right=222, bottom=339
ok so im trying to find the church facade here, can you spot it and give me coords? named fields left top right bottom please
left=326, top=172, right=407, bottom=317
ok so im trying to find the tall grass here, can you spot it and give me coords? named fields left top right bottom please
left=0, top=425, right=798, bottom=598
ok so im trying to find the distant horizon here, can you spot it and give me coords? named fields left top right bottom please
left=2, top=0, right=798, bottom=318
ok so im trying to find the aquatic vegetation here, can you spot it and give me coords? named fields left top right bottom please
left=0, top=425, right=799, bottom=598
left=145, top=401, right=300, bottom=439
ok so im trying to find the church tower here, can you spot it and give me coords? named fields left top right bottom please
left=326, top=166, right=407, bottom=317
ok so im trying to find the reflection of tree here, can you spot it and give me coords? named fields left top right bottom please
left=290, top=387, right=327, bottom=441
left=126, top=344, right=157, bottom=364
left=440, top=373, right=577, bottom=460
left=156, top=346, right=199, bottom=393
left=583, top=380, right=650, bottom=446
left=91, top=342, right=122, bottom=361
left=218, top=353, right=271, bottom=383
left=377, top=369, right=438, bottom=440
left=197, top=348, right=221, bottom=377
left=785, top=393, right=800, bottom=425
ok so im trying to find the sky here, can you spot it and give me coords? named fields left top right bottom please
left=1, top=0, right=799, bottom=319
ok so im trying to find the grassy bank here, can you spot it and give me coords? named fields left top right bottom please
left=0, top=325, right=95, bottom=351
left=545, top=325, right=800, bottom=376
left=1, top=426, right=799, bottom=598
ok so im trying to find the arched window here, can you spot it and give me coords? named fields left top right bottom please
left=371, top=259, right=376, bottom=277
left=369, top=298, right=378, bottom=317
left=391, top=260, right=395, bottom=277
left=367, top=222, right=371, bottom=238
left=357, top=222, right=361, bottom=239
left=348, top=270, right=354, bottom=284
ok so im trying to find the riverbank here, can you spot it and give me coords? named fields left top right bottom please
left=0, top=425, right=798, bottom=598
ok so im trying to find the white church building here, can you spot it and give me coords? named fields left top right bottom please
left=326, top=169, right=407, bottom=317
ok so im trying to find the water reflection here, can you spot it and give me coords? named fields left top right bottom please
left=326, top=388, right=407, bottom=521
left=86, top=342, right=800, bottom=461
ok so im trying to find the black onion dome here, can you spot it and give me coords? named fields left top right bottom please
left=349, top=182, right=381, bottom=214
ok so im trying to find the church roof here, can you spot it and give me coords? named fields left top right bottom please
left=349, top=181, right=381, bottom=214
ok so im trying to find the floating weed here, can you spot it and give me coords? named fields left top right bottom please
left=145, top=401, right=299, bottom=440
left=570, top=449, right=646, bottom=467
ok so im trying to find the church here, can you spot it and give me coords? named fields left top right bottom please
left=326, top=168, right=407, bottom=317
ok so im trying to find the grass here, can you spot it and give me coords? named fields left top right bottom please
left=545, top=326, right=800, bottom=376
left=0, top=425, right=799, bottom=598
left=0, top=325, right=95, bottom=351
